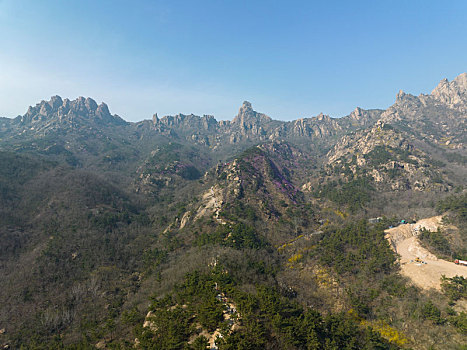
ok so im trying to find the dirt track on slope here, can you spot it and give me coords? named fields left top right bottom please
left=385, top=216, right=467, bottom=291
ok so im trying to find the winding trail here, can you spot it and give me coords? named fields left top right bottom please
left=385, top=216, right=467, bottom=291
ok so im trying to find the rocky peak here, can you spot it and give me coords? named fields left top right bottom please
left=232, top=101, right=272, bottom=125
left=19, top=96, right=125, bottom=127
left=49, top=95, right=63, bottom=109
left=431, top=73, right=467, bottom=107
left=315, top=113, right=330, bottom=122
left=396, top=90, right=406, bottom=102
left=239, top=101, right=254, bottom=116
left=152, top=113, right=159, bottom=124
left=338, top=107, right=384, bottom=129
left=349, top=107, right=363, bottom=120
left=97, top=102, right=110, bottom=116
left=453, top=72, right=467, bottom=88
left=71, top=96, right=101, bottom=115
left=393, top=89, right=422, bottom=108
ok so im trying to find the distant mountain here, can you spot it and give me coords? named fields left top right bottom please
left=142, top=100, right=382, bottom=150
left=13, top=95, right=126, bottom=132
left=2, top=74, right=465, bottom=151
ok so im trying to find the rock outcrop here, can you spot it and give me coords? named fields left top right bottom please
left=323, top=123, right=451, bottom=191
left=431, top=73, right=467, bottom=108
left=14, top=95, right=127, bottom=134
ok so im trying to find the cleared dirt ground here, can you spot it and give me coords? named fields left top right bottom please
left=385, top=216, right=467, bottom=291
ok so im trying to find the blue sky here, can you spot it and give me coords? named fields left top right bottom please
left=0, top=0, right=466, bottom=121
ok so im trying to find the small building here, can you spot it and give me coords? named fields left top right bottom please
left=368, top=217, right=382, bottom=224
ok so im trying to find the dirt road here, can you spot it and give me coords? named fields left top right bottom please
left=385, top=216, right=467, bottom=291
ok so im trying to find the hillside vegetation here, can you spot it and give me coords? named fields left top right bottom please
left=0, top=74, right=466, bottom=349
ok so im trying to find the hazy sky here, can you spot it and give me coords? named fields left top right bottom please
left=1, top=0, right=466, bottom=121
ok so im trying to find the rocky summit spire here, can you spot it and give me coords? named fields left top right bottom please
left=232, top=101, right=271, bottom=125
left=238, top=101, right=254, bottom=117
left=396, top=90, right=406, bottom=102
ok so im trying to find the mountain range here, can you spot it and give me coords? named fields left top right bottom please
left=0, top=74, right=466, bottom=349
